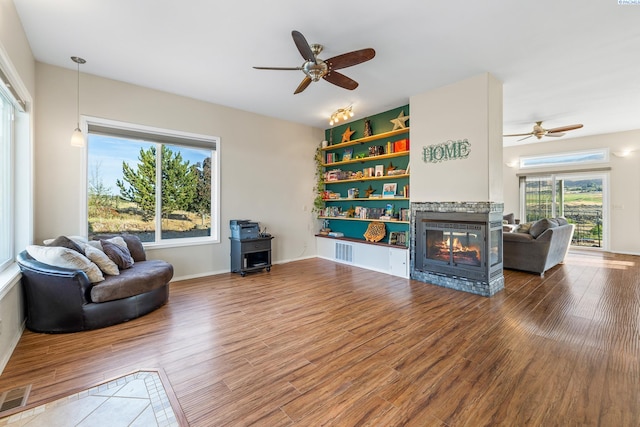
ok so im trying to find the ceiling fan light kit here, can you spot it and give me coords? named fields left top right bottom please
left=253, top=30, right=375, bottom=94
left=503, top=121, right=583, bottom=142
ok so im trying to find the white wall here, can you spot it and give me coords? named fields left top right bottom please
left=35, top=63, right=323, bottom=279
left=409, top=73, right=503, bottom=202
left=0, top=0, right=35, bottom=94
left=503, top=130, right=640, bottom=254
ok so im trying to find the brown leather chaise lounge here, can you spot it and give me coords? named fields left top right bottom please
left=17, top=234, right=173, bottom=333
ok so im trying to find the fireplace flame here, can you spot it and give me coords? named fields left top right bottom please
left=444, top=238, right=480, bottom=257
left=435, top=236, right=480, bottom=265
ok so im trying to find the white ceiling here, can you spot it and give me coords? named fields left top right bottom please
left=12, top=0, right=640, bottom=146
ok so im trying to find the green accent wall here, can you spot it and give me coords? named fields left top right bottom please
left=321, top=104, right=410, bottom=244
left=324, top=105, right=409, bottom=145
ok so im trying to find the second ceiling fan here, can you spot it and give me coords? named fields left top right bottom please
left=253, top=30, right=375, bottom=94
left=504, top=121, right=584, bottom=141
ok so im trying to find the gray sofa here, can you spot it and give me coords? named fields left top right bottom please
left=503, top=217, right=575, bottom=275
left=17, top=234, right=173, bottom=333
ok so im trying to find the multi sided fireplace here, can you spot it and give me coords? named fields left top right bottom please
left=411, top=202, right=504, bottom=296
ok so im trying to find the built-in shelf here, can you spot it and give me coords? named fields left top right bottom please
left=318, top=216, right=409, bottom=224
left=315, top=233, right=409, bottom=249
left=321, top=151, right=408, bottom=168
left=321, top=128, right=410, bottom=151
left=324, top=173, right=409, bottom=185
left=324, top=197, right=409, bottom=202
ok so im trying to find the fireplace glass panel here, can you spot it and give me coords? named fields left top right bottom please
left=426, top=230, right=449, bottom=263
left=451, top=231, right=482, bottom=266
left=490, top=229, right=501, bottom=266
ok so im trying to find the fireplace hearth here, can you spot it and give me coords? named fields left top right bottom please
left=411, top=202, right=504, bottom=296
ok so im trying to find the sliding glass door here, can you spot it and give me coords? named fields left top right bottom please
left=521, top=173, right=606, bottom=248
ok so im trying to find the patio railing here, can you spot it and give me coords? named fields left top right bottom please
left=563, top=207, right=602, bottom=248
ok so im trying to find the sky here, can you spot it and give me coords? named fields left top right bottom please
left=88, top=134, right=209, bottom=195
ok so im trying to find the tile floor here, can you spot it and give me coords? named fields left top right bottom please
left=0, top=371, right=180, bottom=427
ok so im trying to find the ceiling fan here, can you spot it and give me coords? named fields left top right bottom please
left=253, top=30, right=375, bottom=94
left=503, top=121, right=584, bottom=141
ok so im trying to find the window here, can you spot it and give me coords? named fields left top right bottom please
left=86, top=118, right=219, bottom=245
left=0, top=89, right=13, bottom=271
left=520, top=149, right=609, bottom=169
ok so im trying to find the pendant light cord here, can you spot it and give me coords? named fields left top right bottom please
left=76, top=60, right=80, bottom=128
left=71, top=56, right=86, bottom=129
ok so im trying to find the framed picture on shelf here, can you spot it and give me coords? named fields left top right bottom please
left=388, top=231, right=408, bottom=246
left=382, top=183, right=397, bottom=197
left=375, top=164, right=384, bottom=177
left=343, top=148, right=353, bottom=161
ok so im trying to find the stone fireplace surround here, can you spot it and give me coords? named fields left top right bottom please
left=411, top=201, right=504, bottom=297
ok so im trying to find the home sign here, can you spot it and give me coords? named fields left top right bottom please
left=422, top=139, right=471, bottom=164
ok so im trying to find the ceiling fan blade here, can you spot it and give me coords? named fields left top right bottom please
left=323, top=70, right=358, bottom=90
left=253, top=66, right=303, bottom=71
left=546, top=124, right=583, bottom=134
left=545, top=133, right=565, bottom=137
left=294, top=76, right=312, bottom=94
left=292, top=30, right=316, bottom=63
left=503, top=132, right=534, bottom=137
left=325, top=48, right=376, bottom=70
left=517, top=135, right=533, bottom=142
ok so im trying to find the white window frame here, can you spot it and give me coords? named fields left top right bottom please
left=82, top=116, right=221, bottom=248
left=0, top=47, right=33, bottom=298
left=0, top=88, right=14, bottom=272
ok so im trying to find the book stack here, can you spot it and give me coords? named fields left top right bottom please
left=326, top=153, right=338, bottom=163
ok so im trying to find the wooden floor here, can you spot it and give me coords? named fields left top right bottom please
left=1, top=249, right=639, bottom=426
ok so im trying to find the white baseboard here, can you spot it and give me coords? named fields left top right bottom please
left=170, top=255, right=318, bottom=282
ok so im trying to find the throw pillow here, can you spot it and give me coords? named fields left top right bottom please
left=555, top=217, right=569, bottom=226
left=105, top=236, right=128, bottom=249
left=529, top=218, right=558, bottom=238
left=83, top=244, right=120, bottom=276
left=26, top=245, right=104, bottom=283
left=516, top=222, right=533, bottom=233
left=86, top=240, right=102, bottom=250
left=43, top=235, right=88, bottom=247
left=45, top=235, right=85, bottom=255
left=503, top=213, right=515, bottom=225
left=100, top=239, right=134, bottom=270
left=86, top=236, right=127, bottom=253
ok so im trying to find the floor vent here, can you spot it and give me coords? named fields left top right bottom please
left=0, top=384, right=31, bottom=414
left=335, top=242, right=353, bottom=263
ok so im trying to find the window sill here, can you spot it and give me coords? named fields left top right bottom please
left=144, top=237, right=220, bottom=251
left=0, top=263, right=21, bottom=300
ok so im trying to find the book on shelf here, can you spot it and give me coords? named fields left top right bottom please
left=326, top=152, right=339, bottom=163
left=394, top=139, right=409, bottom=152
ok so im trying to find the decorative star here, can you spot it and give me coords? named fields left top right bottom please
left=390, top=111, right=410, bottom=130
left=387, top=162, right=397, bottom=171
left=365, top=185, right=376, bottom=198
left=341, top=127, right=356, bottom=142
left=346, top=205, right=356, bottom=218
